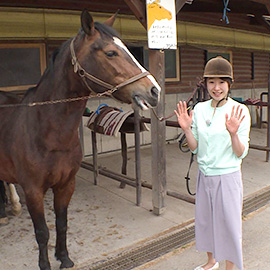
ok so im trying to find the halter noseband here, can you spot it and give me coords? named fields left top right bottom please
left=70, top=37, right=150, bottom=96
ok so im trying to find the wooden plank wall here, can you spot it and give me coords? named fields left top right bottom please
left=166, top=45, right=270, bottom=94
left=166, top=45, right=205, bottom=94
left=254, top=52, right=270, bottom=88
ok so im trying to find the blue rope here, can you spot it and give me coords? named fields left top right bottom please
left=96, top=103, right=108, bottom=114
left=222, top=0, right=230, bottom=24
left=95, top=103, right=123, bottom=114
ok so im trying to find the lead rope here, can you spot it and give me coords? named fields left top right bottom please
left=151, top=83, right=200, bottom=122
left=185, top=152, right=196, bottom=196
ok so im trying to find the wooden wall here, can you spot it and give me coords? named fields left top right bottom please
left=166, top=45, right=270, bottom=95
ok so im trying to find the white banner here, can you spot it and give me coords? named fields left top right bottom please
left=146, top=0, right=177, bottom=49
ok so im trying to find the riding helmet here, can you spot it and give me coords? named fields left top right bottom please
left=203, top=56, right=233, bottom=80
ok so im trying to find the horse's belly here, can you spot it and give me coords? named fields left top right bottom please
left=0, top=160, right=17, bottom=184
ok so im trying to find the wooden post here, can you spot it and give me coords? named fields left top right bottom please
left=91, top=131, right=98, bottom=185
left=149, top=49, right=166, bottom=215
left=267, top=74, right=270, bottom=161
left=79, top=120, right=85, bottom=159
left=134, top=107, right=142, bottom=206
left=119, top=132, right=128, bottom=189
left=124, top=0, right=188, bottom=214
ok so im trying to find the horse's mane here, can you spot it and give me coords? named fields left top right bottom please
left=94, top=22, right=120, bottom=39
left=23, top=43, right=67, bottom=99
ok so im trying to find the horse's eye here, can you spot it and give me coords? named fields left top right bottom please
left=105, top=51, right=118, bottom=57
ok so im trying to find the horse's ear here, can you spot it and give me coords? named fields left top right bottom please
left=81, top=9, right=95, bottom=36
left=104, top=10, right=119, bottom=27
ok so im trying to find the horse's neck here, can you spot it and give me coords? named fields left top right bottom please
left=23, top=62, right=88, bottom=149
left=39, top=76, right=87, bottom=124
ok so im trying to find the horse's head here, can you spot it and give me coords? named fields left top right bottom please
left=71, top=10, right=160, bottom=110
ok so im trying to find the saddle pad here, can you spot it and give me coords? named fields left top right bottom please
left=86, top=105, right=149, bottom=137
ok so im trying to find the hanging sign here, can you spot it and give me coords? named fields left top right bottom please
left=146, top=0, right=177, bottom=50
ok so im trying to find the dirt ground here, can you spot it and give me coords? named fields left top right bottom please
left=0, top=127, right=269, bottom=270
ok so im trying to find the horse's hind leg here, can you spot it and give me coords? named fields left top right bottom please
left=24, top=188, right=51, bottom=270
left=0, top=181, right=8, bottom=225
left=53, top=178, right=75, bottom=269
left=8, top=184, right=22, bottom=216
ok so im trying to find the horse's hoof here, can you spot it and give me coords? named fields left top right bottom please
left=60, top=258, right=74, bottom=269
left=39, top=262, right=51, bottom=270
left=40, top=267, right=51, bottom=270
left=11, top=206, right=22, bottom=216
left=0, top=217, right=9, bottom=225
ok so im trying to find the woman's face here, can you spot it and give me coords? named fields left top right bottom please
left=206, top=77, right=229, bottom=105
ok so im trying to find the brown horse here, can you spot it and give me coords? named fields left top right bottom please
left=0, top=10, right=160, bottom=270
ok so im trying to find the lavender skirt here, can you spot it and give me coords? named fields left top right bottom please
left=195, top=170, right=243, bottom=270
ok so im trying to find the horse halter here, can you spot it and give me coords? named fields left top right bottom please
left=70, top=37, right=150, bottom=96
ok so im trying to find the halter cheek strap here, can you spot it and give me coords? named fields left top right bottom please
left=70, top=37, right=150, bottom=96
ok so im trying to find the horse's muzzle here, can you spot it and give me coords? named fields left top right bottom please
left=133, top=87, right=160, bottom=111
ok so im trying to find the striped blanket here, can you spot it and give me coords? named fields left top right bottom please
left=86, top=104, right=149, bottom=137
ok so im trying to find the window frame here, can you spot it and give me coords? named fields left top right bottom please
left=206, top=50, right=233, bottom=63
left=127, top=44, right=180, bottom=82
left=0, top=43, right=46, bottom=92
left=164, top=47, right=180, bottom=82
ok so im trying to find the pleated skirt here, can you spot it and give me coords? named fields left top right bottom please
left=195, top=169, right=243, bottom=270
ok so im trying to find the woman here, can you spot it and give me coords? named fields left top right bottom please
left=174, top=56, right=251, bottom=270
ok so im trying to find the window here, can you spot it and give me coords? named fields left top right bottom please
left=0, top=43, right=46, bottom=92
left=128, top=46, right=180, bottom=82
left=206, top=50, right=232, bottom=63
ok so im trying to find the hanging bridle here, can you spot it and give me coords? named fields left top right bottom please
left=70, top=37, right=150, bottom=97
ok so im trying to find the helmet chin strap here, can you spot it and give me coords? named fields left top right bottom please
left=206, top=96, right=228, bottom=126
left=216, top=96, right=227, bottom=107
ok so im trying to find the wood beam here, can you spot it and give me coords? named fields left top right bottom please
left=123, top=0, right=146, bottom=29
left=255, top=13, right=270, bottom=32
left=176, top=0, right=188, bottom=14
left=149, top=50, right=166, bottom=216
left=181, top=0, right=268, bottom=14
left=253, top=0, right=270, bottom=14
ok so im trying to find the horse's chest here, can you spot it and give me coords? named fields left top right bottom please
left=36, top=152, right=81, bottom=187
left=18, top=147, right=82, bottom=185
left=48, top=149, right=82, bottom=173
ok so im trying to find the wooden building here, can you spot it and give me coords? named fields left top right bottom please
left=0, top=0, right=270, bottom=214
left=0, top=0, right=270, bottom=149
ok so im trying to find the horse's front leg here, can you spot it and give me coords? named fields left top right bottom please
left=24, top=188, right=51, bottom=270
left=53, top=177, right=75, bottom=269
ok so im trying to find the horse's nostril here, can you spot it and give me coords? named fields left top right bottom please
left=151, top=87, right=159, bottom=98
